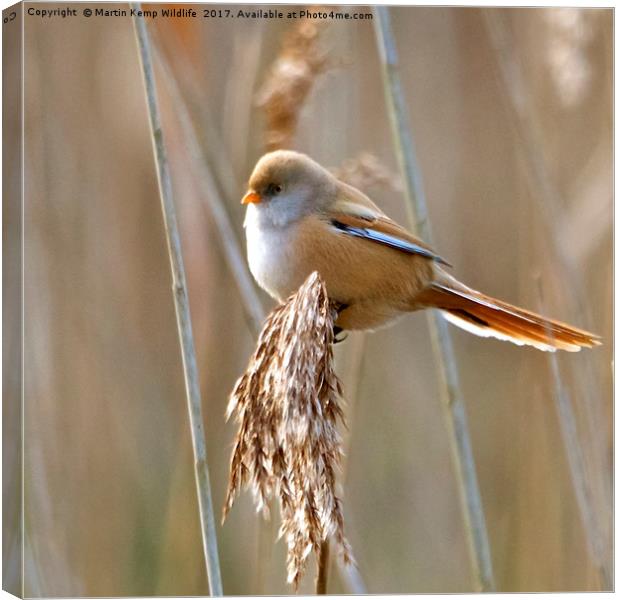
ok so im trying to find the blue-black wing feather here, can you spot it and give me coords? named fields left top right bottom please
left=331, top=219, right=452, bottom=267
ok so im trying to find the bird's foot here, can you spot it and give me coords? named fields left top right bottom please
left=333, top=326, right=348, bottom=344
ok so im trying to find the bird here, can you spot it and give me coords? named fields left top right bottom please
left=241, top=150, right=600, bottom=352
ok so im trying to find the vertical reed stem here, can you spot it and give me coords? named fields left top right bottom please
left=373, top=7, right=495, bottom=592
left=316, top=540, right=330, bottom=594
left=535, top=281, right=610, bottom=589
left=335, top=335, right=368, bottom=594
left=153, top=45, right=265, bottom=336
left=131, top=8, right=223, bottom=595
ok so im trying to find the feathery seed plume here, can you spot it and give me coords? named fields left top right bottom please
left=256, top=14, right=333, bottom=151
left=223, top=272, right=352, bottom=588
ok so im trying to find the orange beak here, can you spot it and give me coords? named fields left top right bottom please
left=241, top=190, right=261, bottom=205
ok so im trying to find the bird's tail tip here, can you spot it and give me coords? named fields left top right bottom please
left=420, top=282, right=600, bottom=352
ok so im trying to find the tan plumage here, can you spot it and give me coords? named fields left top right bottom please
left=242, top=150, right=600, bottom=352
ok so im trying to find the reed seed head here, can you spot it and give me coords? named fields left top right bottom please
left=256, top=15, right=332, bottom=151
left=223, top=272, right=352, bottom=588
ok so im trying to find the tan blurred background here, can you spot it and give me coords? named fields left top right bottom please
left=5, top=3, right=612, bottom=595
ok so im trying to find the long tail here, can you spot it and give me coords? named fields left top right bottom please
left=417, top=276, right=601, bottom=352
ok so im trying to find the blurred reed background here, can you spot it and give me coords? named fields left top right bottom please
left=10, top=3, right=612, bottom=595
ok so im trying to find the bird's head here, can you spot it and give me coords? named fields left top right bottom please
left=242, top=150, right=337, bottom=227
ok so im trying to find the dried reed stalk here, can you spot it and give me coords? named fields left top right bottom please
left=152, top=44, right=265, bottom=337
left=256, top=14, right=332, bottom=150
left=131, top=8, right=223, bottom=595
left=373, top=7, right=495, bottom=592
left=223, top=272, right=352, bottom=589
left=535, top=280, right=611, bottom=589
left=315, top=540, right=330, bottom=594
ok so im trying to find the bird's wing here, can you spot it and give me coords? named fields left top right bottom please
left=327, top=184, right=452, bottom=267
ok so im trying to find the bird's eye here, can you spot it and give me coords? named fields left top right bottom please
left=267, top=183, right=283, bottom=196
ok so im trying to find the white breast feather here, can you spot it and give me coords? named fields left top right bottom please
left=244, top=205, right=295, bottom=300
